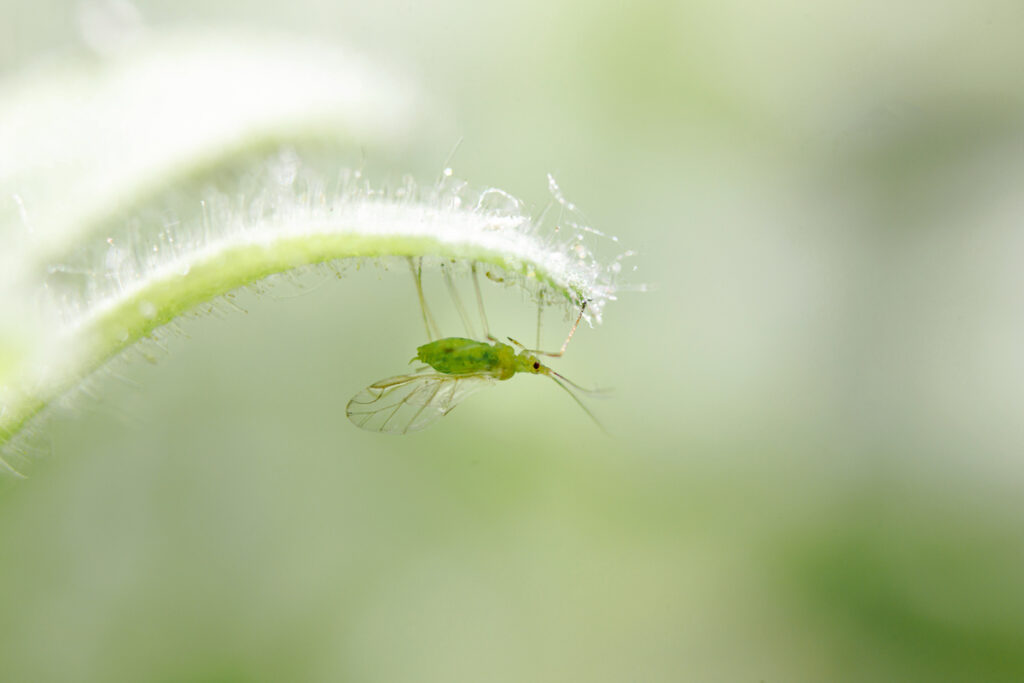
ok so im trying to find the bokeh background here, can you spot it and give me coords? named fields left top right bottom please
left=3, top=1, right=1024, bottom=681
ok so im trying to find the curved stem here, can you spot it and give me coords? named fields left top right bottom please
left=0, top=197, right=616, bottom=462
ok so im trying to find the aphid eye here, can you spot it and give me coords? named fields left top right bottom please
left=533, top=361, right=540, bottom=370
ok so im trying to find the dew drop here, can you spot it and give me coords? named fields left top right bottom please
left=476, top=188, right=522, bottom=215
left=138, top=301, right=157, bottom=319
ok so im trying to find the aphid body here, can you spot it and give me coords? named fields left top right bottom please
left=415, top=337, right=544, bottom=380
left=345, top=259, right=601, bottom=435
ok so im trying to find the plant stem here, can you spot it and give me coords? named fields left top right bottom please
left=0, top=194, right=618, bottom=464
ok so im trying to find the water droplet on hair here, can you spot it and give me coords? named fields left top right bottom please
left=476, top=188, right=522, bottom=215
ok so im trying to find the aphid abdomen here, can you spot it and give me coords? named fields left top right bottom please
left=416, top=338, right=515, bottom=379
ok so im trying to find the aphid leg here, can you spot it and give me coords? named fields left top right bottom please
left=442, top=261, right=476, bottom=338
left=524, top=301, right=587, bottom=357
left=536, top=289, right=544, bottom=350
left=409, top=257, right=440, bottom=341
left=471, top=262, right=497, bottom=343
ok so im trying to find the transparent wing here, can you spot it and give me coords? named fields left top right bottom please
left=346, top=373, right=496, bottom=434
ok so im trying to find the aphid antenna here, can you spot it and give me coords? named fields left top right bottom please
left=546, top=368, right=610, bottom=396
left=545, top=371, right=609, bottom=435
left=510, top=301, right=587, bottom=357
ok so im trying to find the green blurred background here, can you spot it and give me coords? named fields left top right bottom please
left=3, top=1, right=1024, bottom=681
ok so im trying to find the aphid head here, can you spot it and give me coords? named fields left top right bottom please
left=515, top=350, right=546, bottom=375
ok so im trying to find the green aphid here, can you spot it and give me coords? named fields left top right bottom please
left=413, top=337, right=537, bottom=380
left=346, top=260, right=601, bottom=434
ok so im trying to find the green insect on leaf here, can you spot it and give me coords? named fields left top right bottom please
left=346, top=259, right=606, bottom=434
